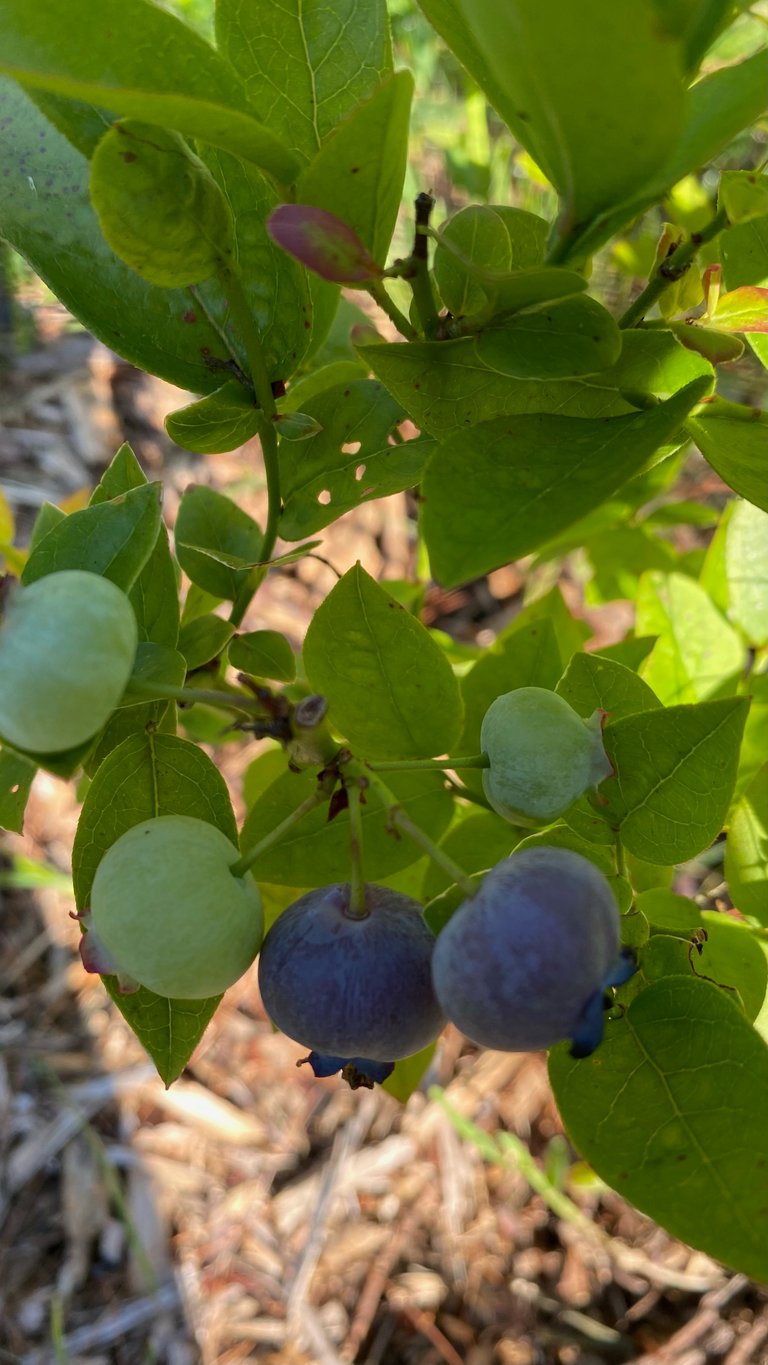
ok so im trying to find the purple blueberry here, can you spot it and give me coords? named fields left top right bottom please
left=431, top=847, right=635, bottom=1056
left=258, top=883, right=445, bottom=1083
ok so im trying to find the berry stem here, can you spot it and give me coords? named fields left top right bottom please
left=128, top=680, right=265, bottom=715
left=345, top=776, right=368, bottom=918
left=229, top=790, right=327, bottom=879
left=367, top=754, right=489, bottom=773
left=353, top=763, right=477, bottom=899
left=365, top=280, right=418, bottom=339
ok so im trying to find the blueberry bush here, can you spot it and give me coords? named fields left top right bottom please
left=1, top=0, right=768, bottom=1281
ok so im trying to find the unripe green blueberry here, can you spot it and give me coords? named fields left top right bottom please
left=0, top=569, right=138, bottom=753
left=258, top=884, right=445, bottom=1068
left=431, top=847, right=634, bottom=1056
left=88, top=815, right=263, bottom=998
left=481, top=687, right=612, bottom=825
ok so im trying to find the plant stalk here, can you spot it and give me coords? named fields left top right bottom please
left=367, top=754, right=490, bottom=774
left=345, top=776, right=368, bottom=918
left=353, top=762, right=477, bottom=898
left=229, top=790, right=326, bottom=879
left=618, top=208, right=729, bottom=329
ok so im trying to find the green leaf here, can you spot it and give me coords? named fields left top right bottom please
left=556, top=653, right=661, bottom=723
left=129, top=526, right=180, bottom=649
left=603, top=327, right=714, bottom=400
left=721, top=500, right=768, bottom=647
left=120, top=643, right=186, bottom=706
left=0, top=747, right=37, bottom=834
left=720, top=170, right=768, bottom=226
left=699, top=910, right=768, bottom=1023
left=475, top=295, right=622, bottom=381
left=72, top=731, right=238, bottom=1084
left=422, top=810, right=521, bottom=901
left=549, top=976, right=768, bottom=1282
left=417, top=0, right=685, bottom=236
left=215, top=0, right=392, bottom=165
left=177, top=615, right=235, bottom=671
left=432, top=205, right=550, bottom=315
left=303, top=564, right=464, bottom=759
left=726, top=763, right=768, bottom=924
left=598, top=697, right=749, bottom=863
left=166, top=382, right=260, bottom=455
left=720, top=210, right=768, bottom=371
left=687, top=411, right=768, bottom=512
left=297, top=72, right=413, bottom=264
left=638, top=888, right=703, bottom=934
left=228, top=630, right=296, bottom=682
left=565, top=50, right=768, bottom=261
left=21, top=483, right=162, bottom=590
left=197, top=148, right=314, bottom=382
left=279, top=379, right=431, bottom=539
left=239, top=765, right=453, bottom=885
left=90, top=120, right=234, bottom=288
left=636, top=571, right=746, bottom=705
left=582, top=526, right=677, bottom=607
left=174, top=486, right=262, bottom=601
left=365, top=340, right=633, bottom=439
left=0, top=80, right=235, bottom=395
left=0, top=0, right=300, bottom=185
left=421, top=378, right=710, bottom=587
left=90, top=443, right=147, bottom=504
left=278, top=360, right=367, bottom=412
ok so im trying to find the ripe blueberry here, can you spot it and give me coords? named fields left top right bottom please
left=258, top=883, right=445, bottom=1084
left=431, top=847, right=635, bottom=1056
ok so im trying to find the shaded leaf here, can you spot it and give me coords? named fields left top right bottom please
left=726, top=764, right=768, bottom=924
left=550, top=976, right=768, bottom=1282
left=22, top=483, right=162, bottom=590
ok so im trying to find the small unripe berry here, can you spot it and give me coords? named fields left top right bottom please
left=258, top=884, right=445, bottom=1073
left=0, top=570, right=138, bottom=753
left=88, top=815, right=263, bottom=998
left=431, top=847, right=634, bottom=1056
left=481, top=687, right=612, bottom=825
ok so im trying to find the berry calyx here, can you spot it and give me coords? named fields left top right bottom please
left=431, top=847, right=635, bottom=1056
left=0, top=569, right=138, bottom=753
left=480, top=687, right=612, bottom=825
left=86, top=815, right=263, bottom=999
left=258, top=883, right=445, bottom=1083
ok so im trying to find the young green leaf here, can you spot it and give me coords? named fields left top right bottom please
left=421, top=378, right=710, bottom=586
left=719, top=170, right=768, bottom=226
left=668, top=322, right=745, bottom=366
left=722, top=501, right=768, bottom=647
left=550, top=976, right=768, bottom=1282
left=303, top=564, right=464, bottom=758
left=710, top=286, right=768, bottom=334
left=599, top=697, right=749, bottom=863
left=90, top=120, right=234, bottom=287
left=89, top=444, right=147, bottom=504
left=432, top=204, right=549, bottom=315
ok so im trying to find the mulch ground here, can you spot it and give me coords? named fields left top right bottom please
left=1, top=307, right=766, bottom=1365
